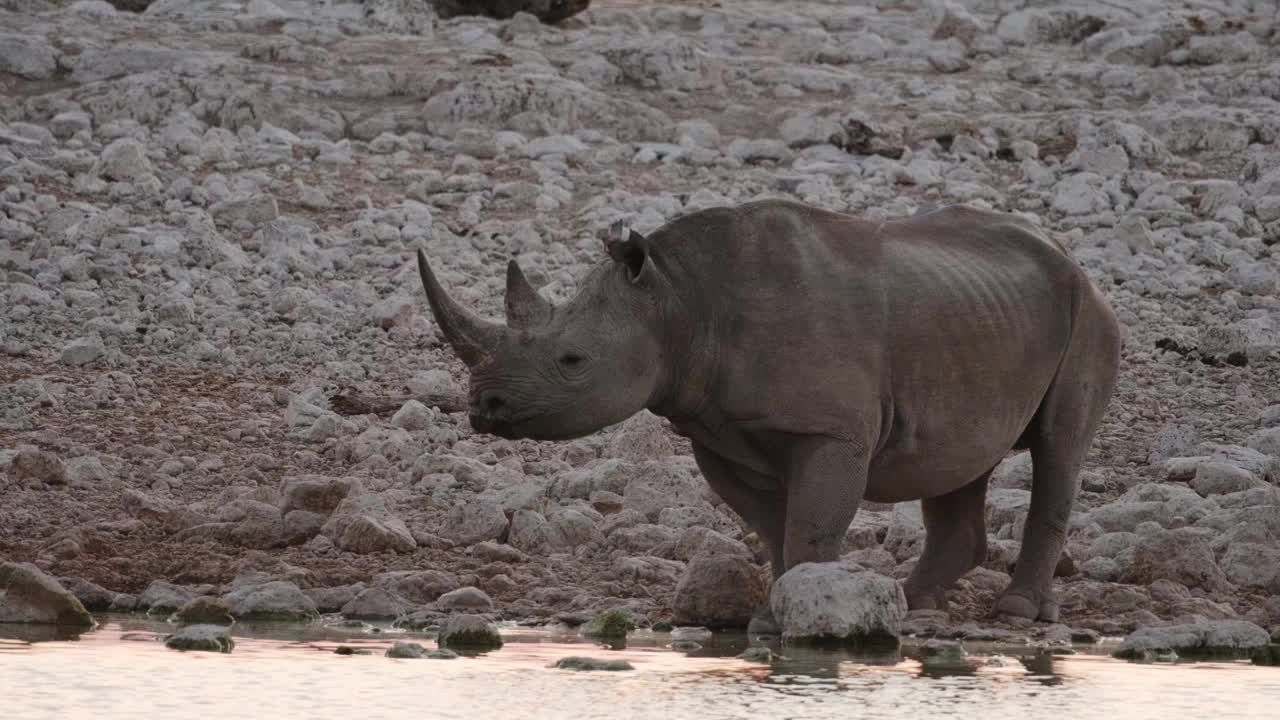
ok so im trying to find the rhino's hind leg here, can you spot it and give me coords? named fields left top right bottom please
left=996, top=298, right=1120, bottom=622
left=903, top=469, right=992, bottom=611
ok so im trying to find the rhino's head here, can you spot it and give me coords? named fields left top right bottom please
left=416, top=223, right=667, bottom=441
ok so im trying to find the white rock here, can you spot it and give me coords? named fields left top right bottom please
left=996, top=9, right=1070, bottom=46
left=60, top=336, right=105, bottom=366
left=601, top=36, right=716, bottom=91
left=770, top=562, right=907, bottom=644
left=1052, top=173, right=1111, bottom=215
left=96, top=139, right=153, bottom=181
left=50, top=112, right=93, bottom=140
left=1246, top=427, right=1280, bottom=458
left=370, top=295, right=415, bottom=330
left=391, top=400, right=432, bottom=431
left=0, top=34, right=58, bottom=80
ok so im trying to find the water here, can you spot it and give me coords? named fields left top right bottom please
left=1, top=617, right=1276, bottom=720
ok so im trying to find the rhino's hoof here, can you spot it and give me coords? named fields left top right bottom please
left=905, top=587, right=946, bottom=612
left=994, top=593, right=1038, bottom=620
left=995, top=592, right=1059, bottom=622
left=747, top=606, right=779, bottom=636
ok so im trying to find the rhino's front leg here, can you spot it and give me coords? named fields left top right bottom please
left=690, top=443, right=788, bottom=634
left=690, top=443, right=786, bottom=577
left=783, top=436, right=869, bottom=570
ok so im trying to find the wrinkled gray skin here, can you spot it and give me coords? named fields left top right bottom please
left=416, top=199, right=1121, bottom=624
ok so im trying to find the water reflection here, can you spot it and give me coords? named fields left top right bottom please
left=0, top=623, right=90, bottom=644
left=2, top=620, right=1277, bottom=720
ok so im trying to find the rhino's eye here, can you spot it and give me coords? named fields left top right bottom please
left=558, top=353, right=585, bottom=368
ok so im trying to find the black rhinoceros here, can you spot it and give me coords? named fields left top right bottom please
left=414, top=199, right=1121, bottom=623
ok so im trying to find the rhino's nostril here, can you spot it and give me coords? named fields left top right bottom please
left=483, top=393, right=505, bottom=414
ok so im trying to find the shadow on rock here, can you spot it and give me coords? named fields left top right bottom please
left=431, top=0, right=590, bottom=23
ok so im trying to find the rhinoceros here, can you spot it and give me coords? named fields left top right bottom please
left=414, top=199, right=1121, bottom=623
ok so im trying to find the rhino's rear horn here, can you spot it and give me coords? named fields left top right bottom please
left=416, top=249, right=503, bottom=367
left=505, top=258, right=553, bottom=329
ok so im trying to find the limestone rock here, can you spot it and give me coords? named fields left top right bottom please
left=770, top=562, right=906, bottom=646
left=0, top=34, right=58, bottom=80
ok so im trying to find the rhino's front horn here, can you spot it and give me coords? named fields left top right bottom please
left=505, top=259, right=552, bottom=330
left=416, top=249, right=503, bottom=367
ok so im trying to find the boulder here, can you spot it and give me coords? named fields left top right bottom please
left=0, top=563, right=95, bottom=626
left=509, top=508, right=604, bottom=553
left=1114, top=620, right=1270, bottom=660
left=436, top=497, right=509, bottom=545
left=1191, top=462, right=1264, bottom=496
left=279, top=475, right=355, bottom=514
left=1247, top=428, right=1280, bottom=458
left=1220, top=543, right=1280, bottom=592
left=672, top=555, right=767, bottom=629
left=435, top=587, right=494, bottom=613
left=60, top=336, right=105, bottom=367
left=882, top=502, right=925, bottom=562
left=622, top=461, right=704, bottom=521
left=95, top=138, right=153, bottom=181
left=56, top=577, right=119, bottom=612
left=223, top=500, right=286, bottom=549
left=283, top=510, right=328, bottom=545
left=372, top=570, right=459, bottom=605
left=672, top=527, right=753, bottom=561
left=0, top=34, right=58, bottom=80
left=321, top=494, right=416, bottom=554
left=582, top=608, right=633, bottom=639
left=1119, top=527, right=1231, bottom=593
left=604, top=411, right=675, bottom=462
left=386, top=641, right=429, bottom=659
left=550, top=656, right=634, bottom=671
left=173, top=597, right=234, bottom=625
left=769, top=562, right=906, bottom=646
left=165, top=624, right=234, bottom=653
left=223, top=580, right=318, bottom=621
left=437, top=614, right=503, bottom=650
left=341, top=587, right=408, bottom=620
left=9, top=448, right=67, bottom=486
left=305, top=584, right=365, bottom=614
left=385, top=641, right=457, bottom=659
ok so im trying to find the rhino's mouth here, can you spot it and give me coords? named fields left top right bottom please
left=469, top=414, right=521, bottom=439
left=469, top=412, right=597, bottom=441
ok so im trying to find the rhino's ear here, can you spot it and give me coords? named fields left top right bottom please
left=604, top=221, right=652, bottom=285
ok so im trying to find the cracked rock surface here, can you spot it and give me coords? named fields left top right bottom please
left=2, top=0, right=1280, bottom=642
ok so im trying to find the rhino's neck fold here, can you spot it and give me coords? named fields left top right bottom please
left=646, top=297, right=717, bottom=425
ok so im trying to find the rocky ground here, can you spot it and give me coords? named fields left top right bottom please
left=2, top=0, right=1280, bottom=646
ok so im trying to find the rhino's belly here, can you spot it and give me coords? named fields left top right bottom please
left=864, top=410, right=1031, bottom=503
